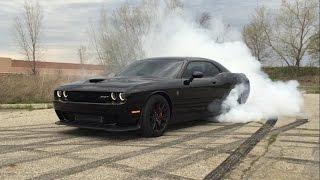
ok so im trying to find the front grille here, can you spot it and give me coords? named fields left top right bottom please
left=75, top=114, right=103, bottom=123
left=66, top=91, right=111, bottom=103
left=60, top=111, right=115, bottom=124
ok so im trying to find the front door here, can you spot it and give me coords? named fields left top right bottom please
left=175, top=61, right=223, bottom=121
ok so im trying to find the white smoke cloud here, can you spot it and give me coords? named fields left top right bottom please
left=142, top=7, right=303, bottom=123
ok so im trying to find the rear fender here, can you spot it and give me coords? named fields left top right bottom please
left=214, top=72, right=250, bottom=103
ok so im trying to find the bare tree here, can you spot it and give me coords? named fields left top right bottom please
left=90, top=3, right=151, bottom=73
left=215, top=24, right=233, bottom=43
left=307, top=30, right=320, bottom=65
left=165, top=0, right=183, bottom=10
left=14, top=1, right=43, bottom=75
left=242, top=7, right=270, bottom=62
left=262, top=0, right=319, bottom=67
left=198, top=12, right=211, bottom=29
left=90, top=0, right=182, bottom=73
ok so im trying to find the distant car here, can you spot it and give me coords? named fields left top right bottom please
left=54, top=57, right=250, bottom=137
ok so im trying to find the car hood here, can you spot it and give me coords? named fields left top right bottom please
left=58, top=76, right=166, bottom=92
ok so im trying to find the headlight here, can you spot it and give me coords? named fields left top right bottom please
left=111, top=92, right=117, bottom=101
left=63, top=91, right=68, bottom=98
left=119, top=93, right=125, bottom=101
left=56, top=91, right=62, bottom=98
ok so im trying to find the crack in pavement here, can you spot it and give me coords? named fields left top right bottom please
left=266, top=156, right=320, bottom=165
left=279, top=140, right=319, bottom=145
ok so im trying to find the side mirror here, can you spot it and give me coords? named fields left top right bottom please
left=184, top=71, right=204, bottom=85
left=192, top=71, right=204, bottom=79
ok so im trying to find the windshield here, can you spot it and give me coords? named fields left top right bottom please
left=117, top=59, right=184, bottom=78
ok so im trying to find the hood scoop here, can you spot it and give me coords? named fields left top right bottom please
left=89, top=78, right=105, bottom=83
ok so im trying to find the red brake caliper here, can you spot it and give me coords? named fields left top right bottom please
left=158, top=104, right=164, bottom=121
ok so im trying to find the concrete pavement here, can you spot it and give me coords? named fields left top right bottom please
left=0, top=94, right=318, bottom=179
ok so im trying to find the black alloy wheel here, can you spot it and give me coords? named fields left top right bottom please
left=140, top=95, right=170, bottom=137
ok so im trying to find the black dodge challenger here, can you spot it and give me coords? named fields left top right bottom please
left=54, top=57, right=250, bottom=137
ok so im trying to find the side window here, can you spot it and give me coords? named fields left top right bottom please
left=204, top=62, right=220, bottom=77
left=182, top=62, right=205, bottom=78
left=182, top=62, right=220, bottom=78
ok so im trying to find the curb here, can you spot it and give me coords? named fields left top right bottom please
left=0, top=103, right=53, bottom=110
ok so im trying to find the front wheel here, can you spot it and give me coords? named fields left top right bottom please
left=140, top=95, right=170, bottom=137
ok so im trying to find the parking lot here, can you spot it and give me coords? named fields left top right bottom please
left=0, top=94, right=318, bottom=179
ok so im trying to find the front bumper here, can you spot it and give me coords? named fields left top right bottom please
left=53, top=100, right=142, bottom=131
left=55, top=121, right=140, bottom=132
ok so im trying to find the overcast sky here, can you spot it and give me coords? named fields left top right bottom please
left=0, top=0, right=283, bottom=63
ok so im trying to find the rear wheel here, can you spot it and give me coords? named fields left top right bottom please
left=140, top=95, right=170, bottom=137
left=237, top=83, right=250, bottom=104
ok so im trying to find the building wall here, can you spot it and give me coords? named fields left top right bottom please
left=0, top=57, right=105, bottom=76
left=0, top=57, right=12, bottom=73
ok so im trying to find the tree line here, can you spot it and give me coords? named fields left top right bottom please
left=242, top=0, right=319, bottom=67
left=13, top=0, right=319, bottom=75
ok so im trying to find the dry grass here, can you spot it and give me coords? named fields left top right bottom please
left=0, top=74, right=79, bottom=104
left=263, top=67, right=319, bottom=93
left=263, top=67, right=319, bottom=85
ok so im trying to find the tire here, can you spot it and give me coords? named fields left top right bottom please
left=218, top=82, right=250, bottom=114
left=237, top=82, right=250, bottom=104
left=140, top=95, right=170, bottom=137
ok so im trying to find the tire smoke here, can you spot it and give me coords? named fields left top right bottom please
left=142, top=6, right=303, bottom=122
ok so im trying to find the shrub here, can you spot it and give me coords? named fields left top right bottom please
left=0, top=74, right=78, bottom=104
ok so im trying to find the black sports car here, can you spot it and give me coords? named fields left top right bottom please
left=54, top=57, right=250, bottom=137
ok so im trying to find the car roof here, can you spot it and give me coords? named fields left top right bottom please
left=140, top=57, right=230, bottom=72
left=142, top=57, right=214, bottom=62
